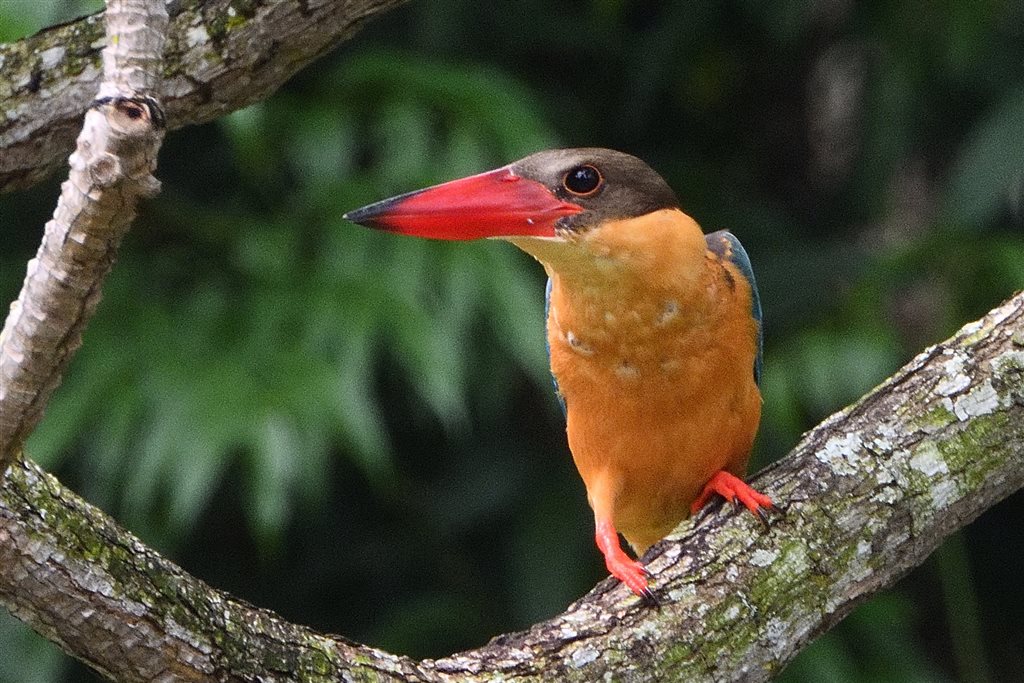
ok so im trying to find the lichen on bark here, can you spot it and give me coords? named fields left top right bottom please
left=0, top=0, right=410, bottom=194
left=2, top=1, right=1024, bottom=679
left=0, top=0, right=168, bottom=468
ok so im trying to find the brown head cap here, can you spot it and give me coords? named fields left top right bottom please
left=510, top=148, right=679, bottom=232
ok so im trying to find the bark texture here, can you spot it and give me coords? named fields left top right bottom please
left=0, top=0, right=408, bottom=195
left=0, top=0, right=168, bottom=468
left=2, top=292, right=1022, bottom=682
left=3, top=0, right=1023, bottom=679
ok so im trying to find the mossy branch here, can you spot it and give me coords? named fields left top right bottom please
left=2, top=292, right=1023, bottom=682
left=3, top=1, right=1023, bottom=679
left=0, top=0, right=168, bottom=468
left=0, top=0, right=409, bottom=194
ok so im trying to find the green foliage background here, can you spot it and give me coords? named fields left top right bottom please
left=2, top=1, right=1023, bottom=681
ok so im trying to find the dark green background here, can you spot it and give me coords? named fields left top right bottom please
left=2, top=1, right=1023, bottom=681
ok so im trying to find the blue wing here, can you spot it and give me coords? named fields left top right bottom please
left=705, top=230, right=763, bottom=386
left=545, top=277, right=568, bottom=416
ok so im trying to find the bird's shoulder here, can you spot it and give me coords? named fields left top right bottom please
left=545, top=277, right=568, bottom=415
left=704, top=230, right=763, bottom=385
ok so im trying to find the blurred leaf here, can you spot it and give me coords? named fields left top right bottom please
left=337, top=51, right=559, bottom=169
left=781, top=327, right=901, bottom=420
left=781, top=592, right=948, bottom=683
left=20, top=50, right=561, bottom=550
left=4, top=3, right=1024, bottom=679
left=942, top=87, right=1024, bottom=228
left=0, top=0, right=101, bottom=41
left=935, top=534, right=993, bottom=683
left=368, top=592, right=488, bottom=659
left=0, top=611, right=65, bottom=683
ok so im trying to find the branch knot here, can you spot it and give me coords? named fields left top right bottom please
left=91, top=95, right=167, bottom=131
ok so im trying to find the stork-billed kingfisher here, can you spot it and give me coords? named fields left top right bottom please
left=344, top=148, right=772, bottom=600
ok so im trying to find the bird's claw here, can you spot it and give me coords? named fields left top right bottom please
left=607, top=555, right=655, bottom=603
left=639, top=586, right=660, bottom=607
left=692, top=471, right=775, bottom=527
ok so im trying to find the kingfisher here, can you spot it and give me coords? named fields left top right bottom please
left=344, top=148, right=772, bottom=600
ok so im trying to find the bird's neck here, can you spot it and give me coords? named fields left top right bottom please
left=507, top=208, right=709, bottom=301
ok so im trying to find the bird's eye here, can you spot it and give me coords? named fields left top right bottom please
left=563, top=165, right=603, bottom=196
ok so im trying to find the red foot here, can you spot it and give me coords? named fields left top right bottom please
left=595, top=518, right=654, bottom=602
left=691, top=471, right=774, bottom=521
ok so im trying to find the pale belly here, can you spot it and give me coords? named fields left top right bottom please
left=552, top=327, right=761, bottom=553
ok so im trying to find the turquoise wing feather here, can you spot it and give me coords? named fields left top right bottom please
left=545, top=277, right=568, bottom=415
left=705, top=230, right=763, bottom=385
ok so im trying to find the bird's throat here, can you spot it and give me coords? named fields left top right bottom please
left=508, top=208, right=708, bottom=297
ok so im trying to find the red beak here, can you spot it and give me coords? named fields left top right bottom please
left=343, top=166, right=583, bottom=240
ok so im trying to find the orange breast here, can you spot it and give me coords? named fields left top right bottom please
left=536, top=210, right=761, bottom=553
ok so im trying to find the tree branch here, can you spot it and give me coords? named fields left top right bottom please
left=0, top=0, right=168, bottom=467
left=0, top=459, right=428, bottom=682
left=0, top=0, right=408, bottom=195
left=3, top=2, right=1023, bottom=678
left=2, top=292, right=1022, bottom=682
